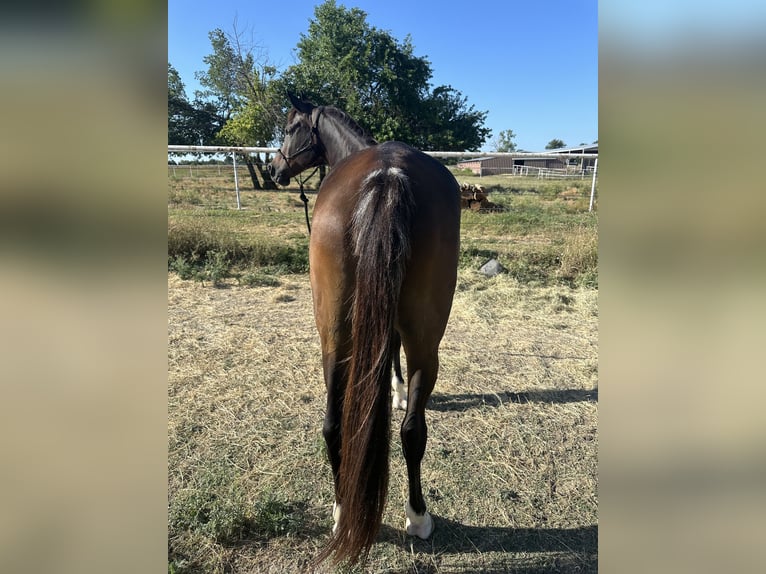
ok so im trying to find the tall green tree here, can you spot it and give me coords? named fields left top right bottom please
left=168, top=63, right=220, bottom=145
left=280, top=0, right=489, bottom=151
left=545, top=138, right=567, bottom=150
left=494, top=129, right=518, bottom=152
left=195, top=27, right=281, bottom=189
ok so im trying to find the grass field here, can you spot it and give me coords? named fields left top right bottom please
left=168, top=168, right=598, bottom=573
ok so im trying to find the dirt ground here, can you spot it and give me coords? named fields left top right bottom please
left=168, top=270, right=598, bottom=573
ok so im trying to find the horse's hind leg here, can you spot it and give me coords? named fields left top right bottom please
left=320, top=352, right=347, bottom=534
left=391, top=331, right=407, bottom=410
left=399, top=345, right=439, bottom=539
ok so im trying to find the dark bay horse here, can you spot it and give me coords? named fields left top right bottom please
left=268, top=94, right=460, bottom=567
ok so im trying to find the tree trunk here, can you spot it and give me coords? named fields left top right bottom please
left=244, top=156, right=262, bottom=190
left=253, top=154, right=277, bottom=190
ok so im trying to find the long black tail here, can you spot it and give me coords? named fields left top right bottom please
left=316, top=166, right=414, bottom=567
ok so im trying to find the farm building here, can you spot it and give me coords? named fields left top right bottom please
left=457, top=144, right=598, bottom=176
left=547, top=143, right=598, bottom=170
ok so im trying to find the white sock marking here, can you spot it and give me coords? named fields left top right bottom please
left=405, top=501, right=434, bottom=539
left=391, top=374, right=407, bottom=410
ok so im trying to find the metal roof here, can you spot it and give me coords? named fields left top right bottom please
left=454, top=144, right=597, bottom=164
left=455, top=156, right=496, bottom=163
left=542, top=143, right=598, bottom=154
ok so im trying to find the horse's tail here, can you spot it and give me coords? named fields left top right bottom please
left=317, top=166, right=415, bottom=567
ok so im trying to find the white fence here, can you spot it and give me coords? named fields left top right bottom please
left=168, top=146, right=598, bottom=211
left=490, top=164, right=597, bottom=179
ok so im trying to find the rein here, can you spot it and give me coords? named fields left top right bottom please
left=296, top=167, right=318, bottom=235
left=276, top=107, right=326, bottom=236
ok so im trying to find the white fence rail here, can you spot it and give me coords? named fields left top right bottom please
left=168, top=146, right=598, bottom=211
left=168, top=145, right=597, bottom=159
left=479, top=164, right=597, bottom=179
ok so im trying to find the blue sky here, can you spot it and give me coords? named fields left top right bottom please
left=168, top=0, right=598, bottom=152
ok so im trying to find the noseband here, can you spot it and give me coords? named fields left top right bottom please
left=277, top=107, right=324, bottom=167
left=276, top=107, right=325, bottom=236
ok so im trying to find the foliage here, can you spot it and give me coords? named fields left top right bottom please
left=421, top=85, right=491, bottom=150
left=170, top=2, right=493, bottom=153
left=168, top=63, right=222, bottom=145
left=168, top=460, right=300, bottom=546
left=195, top=29, right=247, bottom=123
left=192, top=27, right=284, bottom=189
left=545, top=138, right=567, bottom=149
left=168, top=462, right=255, bottom=545
left=196, top=28, right=282, bottom=149
left=279, top=0, right=490, bottom=150
left=167, top=214, right=310, bottom=277
left=493, top=128, right=518, bottom=152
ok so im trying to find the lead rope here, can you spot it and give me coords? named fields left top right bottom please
left=296, top=166, right=319, bottom=235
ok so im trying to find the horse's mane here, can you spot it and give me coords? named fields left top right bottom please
left=321, top=106, right=377, bottom=145
left=287, top=99, right=378, bottom=145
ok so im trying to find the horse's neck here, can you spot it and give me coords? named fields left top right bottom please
left=317, top=110, right=375, bottom=166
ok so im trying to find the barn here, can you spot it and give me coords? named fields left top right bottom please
left=457, top=144, right=598, bottom=176
left=544, top=143, right=598, bottom=171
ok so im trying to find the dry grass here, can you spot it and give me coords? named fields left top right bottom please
left=168, top=267, right=597, bottom=573
left=168, top=167, right=598, bottom=572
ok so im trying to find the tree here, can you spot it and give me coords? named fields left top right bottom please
left=418, top=86, right=490, bottom=151
left=545, top=138, right=566, bottom=150
left=195, top=29, right=246, bottom=123
left=494, top=129, right=517, bottom=152
left=195, top=27, right=282, bottom=189
left=168, top=63, right=220, bottom=145
left=280, top=0, right=489, bottom=151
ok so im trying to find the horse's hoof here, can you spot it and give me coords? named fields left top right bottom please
left=405, top=502, right=434, bottom=539
left=332, top=502, right=341, bottom=535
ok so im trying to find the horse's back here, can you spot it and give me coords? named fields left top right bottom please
left=310, top=141, right=460, bottom=344
left=317, top=140, right=459, bottom=225
left=329, top=142, right=460, bottom=340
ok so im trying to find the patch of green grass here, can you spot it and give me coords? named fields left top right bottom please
left=203, top=250, right=231, bottom=287
left=168, top=462, right=255, bottom=545
left=168, top=460, right=305, bottom=573
left=455, top=185, right=597, bottom=286
left=167, top=213, right=310, bottom=280
left=238, top=271, right=282, bottom=287
left=168, top=254, right=198, bottom=281
left=168, top=175, right=596, bottom=287
left=504, top=244, right=563, bottom=285
left=252, top=493, right=303, bottom=538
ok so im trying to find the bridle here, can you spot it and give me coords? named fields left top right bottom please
left=276, top=106, right=325, bottom=166
left=276, top=107, right=325, bottom=235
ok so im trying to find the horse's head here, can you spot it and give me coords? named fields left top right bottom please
left=268, top=93, right=326, bottom=186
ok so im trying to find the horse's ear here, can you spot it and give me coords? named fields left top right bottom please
left=287, top=92, right=314, bottom=114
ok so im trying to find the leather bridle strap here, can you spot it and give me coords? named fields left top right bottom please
left=276, top=107, right=324, bottom=163
left=276, top=107, right=325, bottom=235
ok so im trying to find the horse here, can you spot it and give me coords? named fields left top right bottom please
left=268, top=93, right=461, bottom=567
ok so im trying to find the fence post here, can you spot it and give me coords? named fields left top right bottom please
left=588, top=158, right=598, bottom=212
left=232, top=152, right=241, bottom=210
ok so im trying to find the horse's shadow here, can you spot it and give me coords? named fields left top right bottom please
left=379, top=517, right=597, bottom=572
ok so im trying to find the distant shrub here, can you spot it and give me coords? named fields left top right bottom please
left=168, top=220, right=309, bottom=281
